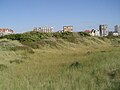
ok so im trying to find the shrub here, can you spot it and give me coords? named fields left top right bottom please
left=3, top=31, right=53, bottom=42
left=3, top=34, right=21, bottom=40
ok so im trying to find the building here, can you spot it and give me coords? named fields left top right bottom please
left=99, top=25, right=109, bottom=36
left=0, top=28, right=14, bottom=37
left=33, top=27, right=53, bottom=33
left=84, top=30, right=91, bottom=34
left=91, top=29, right=100, bottom=36
left=113, top=33, right=119, bottom=36
left=114, top=25, right=120, bottom=35
left=63, top=26, right=73, bottom=32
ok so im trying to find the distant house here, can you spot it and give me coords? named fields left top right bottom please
left=84, top=29, right=100, bottom=36
left=84, top=30, right=91, bottom=34
left=57, top=26, right=73, bottom=32
left=91, top=29, right=100, bottom=36
left=0, top=28, right=14, bottom=37
left=33, top=27, right=53, bottom=33
left=113, top=33, right=119, bottom=36
left=63, top=26, right=73, bottom=32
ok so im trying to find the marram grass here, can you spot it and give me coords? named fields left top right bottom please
left=0, top=37, right=120, bottom=90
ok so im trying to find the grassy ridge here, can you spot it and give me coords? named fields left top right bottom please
left=0, top=31, right=95, bottom=49
left=0, top=32, right=120, bottom=90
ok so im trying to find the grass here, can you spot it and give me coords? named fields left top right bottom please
left=0, top=35, right=120, bottom=90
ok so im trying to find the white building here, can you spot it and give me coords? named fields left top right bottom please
left=115, top=25, right=120, bottom=35
left=91, top=29, right=100, bottom=36
left=99, top=25, right=109, bottom=36
left=113, top=33, right=119, bottom=36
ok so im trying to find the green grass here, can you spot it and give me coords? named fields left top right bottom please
left=0, top=35, right=120, bottom=90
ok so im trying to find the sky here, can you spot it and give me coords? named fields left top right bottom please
left=0, top=0, right=120, bottom=33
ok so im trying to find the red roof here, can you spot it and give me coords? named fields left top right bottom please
left=0, top=28, right=14, bottom=33
left=84, top=30, right=91, bottom=33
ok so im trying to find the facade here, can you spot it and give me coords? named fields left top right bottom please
left=63, top=26, right=73, bottom=32
left=0, top=28, right=14, bottom=37
left=33, top=27, right=53, bottom=33
left=113, top=33, right=119, bottom=36
left=91, top=29, right=100, bottom=36
left=114, top=25, right=120, bottom=35
left=84, top=29, right=100, bottom=36
left=99, top=25, right=109, bottom=36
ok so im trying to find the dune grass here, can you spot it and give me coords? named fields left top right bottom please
left=0, top=36, right=120, bottom=90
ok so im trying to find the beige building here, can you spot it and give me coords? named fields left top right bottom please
left=63, top=26, right=73, bottom=32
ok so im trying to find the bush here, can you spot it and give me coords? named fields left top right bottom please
left=2, top=32, right=79, bottom=48
left=3, top=34, right=21, bottom=40
left=3, top=31, right=53, bottom=43
left=1, top=31, right=100, bottom=49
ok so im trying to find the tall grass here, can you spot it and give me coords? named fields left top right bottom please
left=0, top=34, right=120, bottom=90
left=0, top=44, right=120, bottom=90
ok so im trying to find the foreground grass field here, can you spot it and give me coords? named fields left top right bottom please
left=0, top=34, right=120, bottom=90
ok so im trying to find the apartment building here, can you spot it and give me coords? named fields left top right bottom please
left=63, top=26, right=73, bottom=32
left=115, top=25, right=120, bottom=35
left=33, top=27, right=53, bottom=33
left=99, top=25, right=109, bottom=36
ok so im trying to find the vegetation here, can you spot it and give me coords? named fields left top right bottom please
left=0, top=32, right=120, bottom=90
left=1, top=31, right=92, bottom=48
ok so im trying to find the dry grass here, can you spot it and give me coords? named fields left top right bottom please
left=0, top=37, right=120, bottom=90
